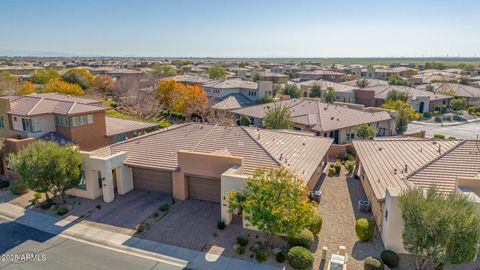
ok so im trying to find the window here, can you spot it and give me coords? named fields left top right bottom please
left=78, top=170, right=86, bottom=189
left=13, top=116, right=17, bottom=122
left=87, top=114, right=94, bottom=124
left=57, top=116, right=70, bottom=127
left=32, top=118, right=40, bottom=132
left=72, top=116, right=79, bottom=127
left=22, top=119, right=31, bottom=132
left=80, top=115, right=87, bottom=125
left=55, top=115, right=60, bottom=126
left=0, top=116, right=4, bottom=128
left=113, top=134, right=127, bottom=143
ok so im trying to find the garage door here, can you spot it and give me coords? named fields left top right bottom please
left=132, top=168, right=172, bottom=193
left=187, top=176, right=221, bottom=203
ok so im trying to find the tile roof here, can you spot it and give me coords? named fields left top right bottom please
left=92, top=123, right=333, bottom=182
left=232, top=99, right=393, bottom=132
left=172, top=75, right=213, bottom=85
left=362, top=85, right=452, bottom=101
left=341, top=79, right=389, bottom=88
left=417, top=83, right=480, bottom=98
left=296, top=80, right=355, bottom=93
left=203, top=79, right=258, bottom=90
left=104, top=117, right=159, bottom=136
left=4, top=93, right=107, bottom=116
left=211, top=96, right=242, bottom=110
left=353, top=139, right=479, bottom=200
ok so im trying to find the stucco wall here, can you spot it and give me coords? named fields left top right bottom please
left=220, top=165, right=248, bottom=225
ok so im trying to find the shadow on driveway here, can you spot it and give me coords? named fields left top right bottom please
left=139, top=199, right=220, bottom=250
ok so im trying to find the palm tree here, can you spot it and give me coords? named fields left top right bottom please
left=356, top=79, right=369, bottom=88
left=263, top=104, right=292, bottom=129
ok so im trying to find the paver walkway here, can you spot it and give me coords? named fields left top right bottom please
left=313, top=173, right=384, bottom=270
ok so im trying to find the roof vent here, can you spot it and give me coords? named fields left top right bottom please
left=279, top=153, right=283, bottom=160
left=438, top=144, right=442, bottom=154
left=302, top=142, right=306, bottom=146
left=404, top=164, right=408, bottom=173
left=378, top=147, right=382, bottom=151
left=257, top=134, right=261, bottom=139
left=331, top=117, right=334, bottom=120
left=393, top=168, right=397, bottom=174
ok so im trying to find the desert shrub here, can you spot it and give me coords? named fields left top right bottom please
left=308, top=214, right=323, bottom=235
left=235, top=245, right=245, bottom=254
left=468, top=107, right=475, bottom=114
left=236, top=234, right=249, bottom=246
left=448, top=136, right=456, bottom=140
left=434, top=116, right=442, bottom=122
left=355, top=218, right=374, bottom=242
left=364, top=256, right=384, bottom=270
left=380, top=250, right=400, bottom=268
left=288, top=246, right=313, bottom=269
left=217, top=221, right=225, bottom=230
left=328, top=165, right=335, bottom=176
left=10, top=182, right=28, bottom=195
left=276, top=251, right=287, bottom=263
left=30, top=192, right=42, bottom=205
left=159, top=203, right=170, bottom=212
left=40, top=198, right=53, bottom=210
left=289, top=228, right=314, bottom=248
left=56, top=206, right=68, bottom=216
left=255, top=249, right=267, bottom=262
left=347, top=161, right=355, bottom=172
left=136, top=223, right=147, bottom=233
left=422, top=112, right=432, bottom=118
left=334, top=160, right=342, bottom=174
left=0, top=180, right=10, bottom=189
left=433, top=110, right=440, bottom=116
left=433, top=134, right=445, bottom=139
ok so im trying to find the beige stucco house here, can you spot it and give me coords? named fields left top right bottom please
left=232, top=99, right=397, bottom=144
left=353, top=138, right=480, bottom=254
left=68, top=123, right=333, bottom=226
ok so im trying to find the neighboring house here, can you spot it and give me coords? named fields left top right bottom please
left=0, top=93, right=158, bottom=179
left=105, top=68, right=144, bottom=80
left=231, top=99, right=397, bottom=144
left=353, top=138, right=480, bottom=253
left=171, top=74, right=213, bottom=86
left=409, top=72, right=460, bottom=85
left=417, top=82, right=480, bottom=106
left=0, top=65, right=42, bottom=75
left=296, top=70, right=345, bottom=82
left=351, top=66, right=414, bottom=80
left=354, top=85, right=452, bottom=113
left=68, top=123, right=333, bottom=226
left=253, top=71, right=289, bottom=84
left=341, top=79, right=389, bottom=88
left=296, top=80, right=356, bottom=103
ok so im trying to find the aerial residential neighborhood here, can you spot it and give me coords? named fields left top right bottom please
left=0, top=1, right=480, bottom=270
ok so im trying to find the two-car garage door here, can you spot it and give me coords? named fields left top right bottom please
left=132, top=167, right=220, bottom=203
left=132, top=168, right=172, bottom=193
left=187, top=176, right=220, bottom=203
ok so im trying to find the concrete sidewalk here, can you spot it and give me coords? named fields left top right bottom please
left=0, top=203, right=279, bottom=270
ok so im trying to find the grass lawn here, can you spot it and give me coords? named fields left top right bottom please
left=106, top=110, right=172, bottom=128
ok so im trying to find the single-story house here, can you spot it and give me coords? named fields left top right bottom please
left=69, top=123, right=333, bottom=225
left=417, top=82, right=480, bottom=106
left=354, top=85, right=452, bottom=113
left=296, top=80, right=356, bottom=103
left=231, top=99, right=397, bottom=144
left=353, top=138, right=480, bottom=253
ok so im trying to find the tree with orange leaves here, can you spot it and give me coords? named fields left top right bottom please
left=45, top=78, right=85, bottom=96
left=17, top=81, right=36, bottom=95
left=156, top=80, right=208, bottom=120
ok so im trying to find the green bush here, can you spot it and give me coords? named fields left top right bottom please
left=364, top=256, right=384, bottom=270
left=327, top=166, right=335, bottom=176
left=40, top=198, right=53, bottom=210
left=255, top=249, right=267, bottom=262
left=236, top=234, right=249, bottom=246
left=468, top=107, right=475, bottom=114
left=347, top=161, right=355, bottom=172
left=380, top=250, right=400, bottom=269
left=422, top=112, right=432, bottom=118
left=0, top=180, right=10, bottom=189
left=217, top=221, right=225, bottom=230
left=308, top=214, right=323, bottom=235
left=355, top=218, right=374, bottom=242
left=289, top=228, right=314, bottom=248
left=434, top=116, right=442, bottom=122
left=30, top=192, right=42, bottom=205
left=56, top=206, right=69, bottom=216
left=276, top=251, right=286, bottom=263
left=235, top=245, right=245, bottom=254
left=433, top=134, right=445, bottom=139
left=288, top=246, right=314, bottom=269
left=334, top=160, right=342, bottom=174
left=159, top=203, right=170, bottom=212
left=433, top=110, right=440, bottom=116
left=10, top=182, right=28, bottom=195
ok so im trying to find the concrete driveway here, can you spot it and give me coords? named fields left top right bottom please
left=81, top=190, right=170, bottom=234
left=140, top=200, right=220, bottom=250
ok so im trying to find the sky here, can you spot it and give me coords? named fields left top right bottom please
left=1, top=0, right=479, bottom=58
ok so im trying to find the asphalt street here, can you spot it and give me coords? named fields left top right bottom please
left=408, top=121, right=480, bottom=140
left=0, top=217, right=184, bottom=270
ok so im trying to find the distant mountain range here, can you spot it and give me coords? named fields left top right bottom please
left=0, top=50, right=91, bottom=57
